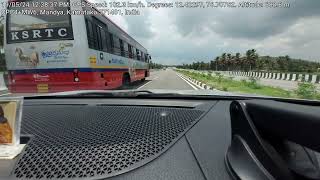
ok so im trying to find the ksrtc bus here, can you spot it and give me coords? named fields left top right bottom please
left=4, top=0, right=151, bottom=93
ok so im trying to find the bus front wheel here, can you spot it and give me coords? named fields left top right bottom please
left=122, top=74, right=131, bottom=89
left=141, top=71, right=148, bottom=82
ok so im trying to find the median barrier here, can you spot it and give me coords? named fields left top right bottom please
left=292, top=74, right=297, bottom=81
left=179, top=69, right=320, bottom=85
left=305, top=74, right=310, bottom=82
left=298, top=74, right=304, bottom=82
left=286, top=74, right=291, bottom=81
left=311, top=75, right=317, bottom=83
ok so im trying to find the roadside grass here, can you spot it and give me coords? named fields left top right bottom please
left=177, top=70, right=320, bottom=100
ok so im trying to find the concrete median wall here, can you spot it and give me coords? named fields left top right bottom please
left=182, top=69, right=320, bottom=84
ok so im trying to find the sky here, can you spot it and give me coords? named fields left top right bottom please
left=2, top=0, right=320, bottom=65
left=96, top=0, right=320, bottom=65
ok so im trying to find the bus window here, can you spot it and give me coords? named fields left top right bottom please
left=109, top=33, right=114, bottom=54
left=141, top=52, right=144, bottom=62
left=128, top=44, right=133, bottom=58
left=86, top=17, right=108, bottom=53
left=7, top=0, right=73, bottom=43
left=113, top=36, right=121, bottom=56
left=132, top=47, right=137, bottom=60
left=119, top=39, right=125, bottom=57
left=100, top=28, right=108, bottom=52
left=123, top=42, right=129, bottom=58
left=95, top=25, right=103, bottom=50
left=85, top=19, right=95, bottom=49
left=136, top=49, right=140, bottom=61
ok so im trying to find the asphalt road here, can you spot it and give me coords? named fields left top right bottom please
left=3, top=69, right=320, bottom=98
left=0, top=69, right=195, bottom=97
left=138, top=69, right=195, bottom=90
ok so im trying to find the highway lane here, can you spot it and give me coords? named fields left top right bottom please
left=138, top=69, right=195, bottom=90
left=0, top=69, right=195, bottom=97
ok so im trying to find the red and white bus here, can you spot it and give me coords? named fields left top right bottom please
left=4, top=0, right=151, bottom=93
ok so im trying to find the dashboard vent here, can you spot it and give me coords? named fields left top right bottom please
left=14, top=105, right=204, bottom=179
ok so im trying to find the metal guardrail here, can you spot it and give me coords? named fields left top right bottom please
left=183, top=70, right=320, bottom=84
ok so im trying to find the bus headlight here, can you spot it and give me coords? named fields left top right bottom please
left=74, top=77, right=80, bottom=82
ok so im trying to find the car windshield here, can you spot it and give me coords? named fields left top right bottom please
left=0, top=0, right=319, bottom=101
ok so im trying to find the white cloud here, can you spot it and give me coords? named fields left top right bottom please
left=91, top=0, right=320, bottom=64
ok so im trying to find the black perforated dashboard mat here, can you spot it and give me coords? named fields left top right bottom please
left=13, top=105, right=204, bottom=179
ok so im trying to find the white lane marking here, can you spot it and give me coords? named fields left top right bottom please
left=137, top=81, right=153, bottom=90
left=177, top=73, right=205, bottom=90
left=153, top=77, right=159, bottom=80
left=176, top=73, right=198, bottom=90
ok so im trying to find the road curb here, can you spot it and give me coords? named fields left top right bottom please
left=176, top=72, right=215, bottom=90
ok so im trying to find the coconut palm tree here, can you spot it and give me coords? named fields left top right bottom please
left=215, top=57, right=220, bottom=71
left=221, top=53, right=227, bottom=71
left=235, top=53, right=241, bottom=70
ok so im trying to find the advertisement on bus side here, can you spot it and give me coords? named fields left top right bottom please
left=5, top=42, right=75, bottom=69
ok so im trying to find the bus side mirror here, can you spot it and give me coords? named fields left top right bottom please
left=149, top=56, right=152, bottom=60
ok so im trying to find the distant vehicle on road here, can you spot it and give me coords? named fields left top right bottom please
left=4, top=0, right=151, bottom=93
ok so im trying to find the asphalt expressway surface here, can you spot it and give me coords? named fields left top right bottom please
left=137, top=69, right=195, bottom=90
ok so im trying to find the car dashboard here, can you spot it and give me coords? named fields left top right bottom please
left=1, top=97, right=320, bottom=180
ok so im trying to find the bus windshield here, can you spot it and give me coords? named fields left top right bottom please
left=7, top=0, right=73, bottom=43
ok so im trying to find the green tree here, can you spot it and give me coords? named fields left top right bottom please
left=215, top=57, right=220, bottom=71
left=221, top=53, right=227, bottom=71
left=210, top=60, right=215, bottom=70
left=235, top=53, right=241, bottom=70
left=226, top=53, right=232, bottom=71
